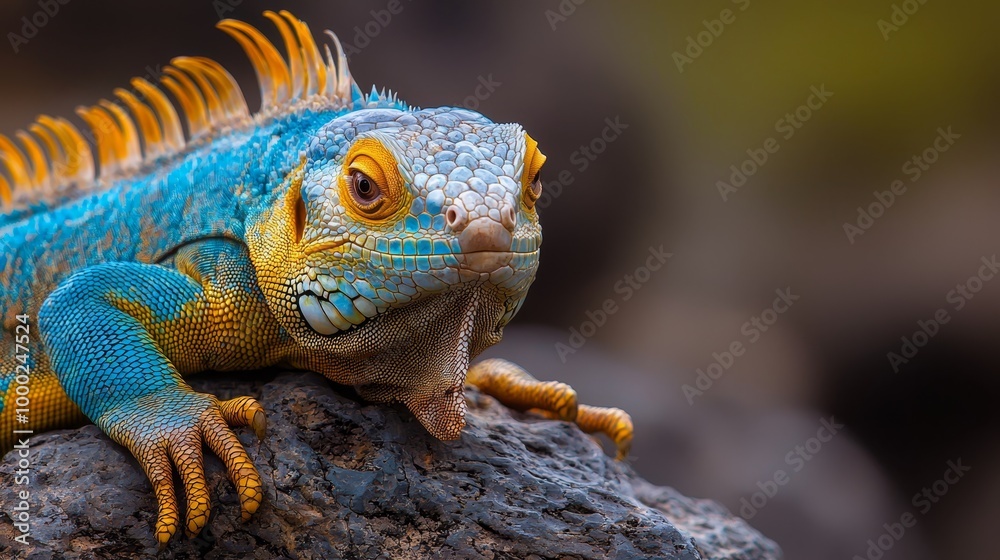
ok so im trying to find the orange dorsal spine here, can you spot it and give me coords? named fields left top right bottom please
left=0, top=10, right=357, bottom=213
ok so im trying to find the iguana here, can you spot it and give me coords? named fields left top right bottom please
left=0, top=11, right=633, bottom=545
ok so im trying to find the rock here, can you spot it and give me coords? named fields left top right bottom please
left=1, top=371, right=781, bottom=559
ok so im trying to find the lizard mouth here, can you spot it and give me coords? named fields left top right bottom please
left=456, top=250, right=514, bottom=273
left=296, top=289, right=376, bottom=336
left=296, top=244, right=538, bottom=337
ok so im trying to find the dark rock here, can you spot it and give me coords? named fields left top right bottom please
left=1, top=372, right=781, bottom=559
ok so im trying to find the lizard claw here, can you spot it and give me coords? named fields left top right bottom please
left=170, top=431, right=212, bottom=537
left=100, top=391, right=265, bottom=543
left=576, top=404, right=633, bottom=461
left=530, top=405, right=633, bottom=459
left=466, top=359, right=634, bottom=460
left=466, top=359, right=579, bottom=421
left=137, top=446, right=181, bottom=548
left=131, top=429, right=211, bottom=543
left=218, top=395, right=268, bottom=441
left=205, top=397, right=266, bottom=522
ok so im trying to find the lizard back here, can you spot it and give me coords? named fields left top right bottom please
left=0, top=11, right=384, bottom=326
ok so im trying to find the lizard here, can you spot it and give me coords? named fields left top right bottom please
left=0, top=10, right=634, bottom=546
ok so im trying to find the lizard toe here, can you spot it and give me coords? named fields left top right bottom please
left=202, top=410, right=264, bottom=521
left=466, top=359, right=632, bottom=460
left=576, top=405, right=634, bottom=461
left=167, top=431, right=212, bottom=538
left=466, top=358, right=579, bottom=421
left=133, top=445, right=180, bottom=547
left=110, top=391, right=266, bottom=541
left=218, top=395, right=267, bottom=441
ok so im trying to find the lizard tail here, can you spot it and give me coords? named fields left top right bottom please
left=0, top=10, right=364, bottom=220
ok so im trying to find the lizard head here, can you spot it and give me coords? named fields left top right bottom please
left=250, top=106, right=546, bottom=440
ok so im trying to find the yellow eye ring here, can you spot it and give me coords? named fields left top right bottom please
left=521, top=133, right=546, bottom=211
left=338, top=137, right=408, bottom=223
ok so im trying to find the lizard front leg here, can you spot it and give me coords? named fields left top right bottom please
left=38, top=240, right=283, bottom=545
left=466, top=358, right=634, bottom=460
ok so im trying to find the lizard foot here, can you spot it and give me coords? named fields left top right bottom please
left=466, top=358, right=633, bottom=460
left=98, top=391, right=266, bottom=546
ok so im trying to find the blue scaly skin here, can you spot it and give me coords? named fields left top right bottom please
left=0, top=11, right=633, bottom=545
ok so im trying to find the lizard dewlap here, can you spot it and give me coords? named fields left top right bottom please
left=0, top=10, right=633, bottom=545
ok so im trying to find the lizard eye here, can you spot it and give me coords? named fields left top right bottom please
left=338, top=136, right=408, bottom=222
left=525, top=171, right=543, bottom=208
left=350, top=170, right=382, bottom=205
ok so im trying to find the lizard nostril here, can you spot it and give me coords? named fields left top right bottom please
left=445, top=205, right=468, bottom=232
left=501, top=205, right=516, bottom=232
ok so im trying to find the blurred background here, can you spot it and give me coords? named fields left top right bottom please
left=2, top=1, right=998, bottom=558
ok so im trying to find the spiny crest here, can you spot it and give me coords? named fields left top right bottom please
left=0, top=10, right=406, bottom=213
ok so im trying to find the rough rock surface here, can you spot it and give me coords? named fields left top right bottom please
left=1, top=371, right=782, bottom=559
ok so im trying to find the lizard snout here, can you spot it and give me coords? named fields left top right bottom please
left=458, top=217, right=512, bottom=253
left=446, top=203, right=516, bottom=236
left=455, top=215, right=514, bottom=273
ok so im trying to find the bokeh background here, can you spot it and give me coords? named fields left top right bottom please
left=2, top=1, right=998, bottom=558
